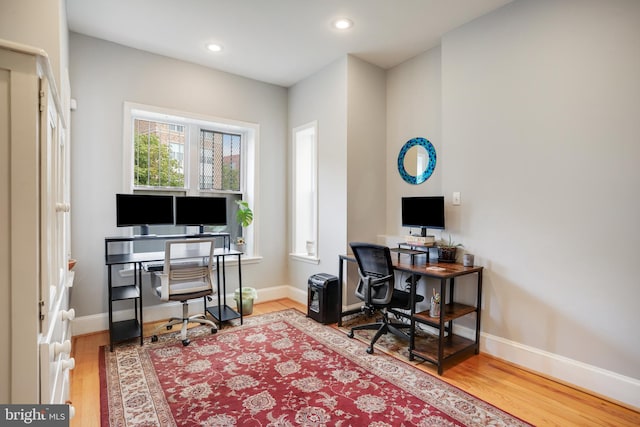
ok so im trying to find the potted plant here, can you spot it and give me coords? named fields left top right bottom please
left=436, top=234, right=463, bottom=263
left=234, top=200, right=253, bottom=251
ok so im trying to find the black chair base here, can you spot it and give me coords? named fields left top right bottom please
left=348, top=311, right=410, bottom=354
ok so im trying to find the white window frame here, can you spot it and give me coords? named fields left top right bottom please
left=123, top=102, right=260, bottom=258
left=290, top=121, right=319, bottom=263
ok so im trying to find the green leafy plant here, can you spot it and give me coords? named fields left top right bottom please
left=235, top=200, right=253, bottom=227
left=437, top=234, right=463, bottom=262
left=437, top=234, right=463, bottom=249
left=235, top=200, right=253, bottom=245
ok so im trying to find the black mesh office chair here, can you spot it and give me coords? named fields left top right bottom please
left=348, top=242, right=423, bottom=354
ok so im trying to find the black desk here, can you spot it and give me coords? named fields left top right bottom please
left=104, top=234, right=241, bottom=350
left=338, top=253, right=483, bottom=374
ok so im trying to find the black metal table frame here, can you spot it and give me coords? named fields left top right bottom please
left=105, top=233, right=241, bottom=350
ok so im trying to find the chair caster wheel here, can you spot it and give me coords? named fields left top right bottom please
left=211, top=328, right=217, bottom=334
left=151, top=335, right=158, bottom=342
left=166, top=325, right=173, bottom=330
left=347, top=331, right=354, bottom=338
left=366, top=347, right=374, bottom=354
left=182, top=339, right=190, bottom=346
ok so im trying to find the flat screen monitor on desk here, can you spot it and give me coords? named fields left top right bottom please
left=401, top=196, right=445, bottom=237
left=175, top=196, right=227, bottom=234
left=116, top=193, right=175, bottom=235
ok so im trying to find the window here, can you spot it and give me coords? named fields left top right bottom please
left=123, top=103, right=258, bottom=256
left=200, top=130, right=242, bottom=191
left=291, top=121, right=318, bottom=260
left=133, top=119, right=186, bottom=188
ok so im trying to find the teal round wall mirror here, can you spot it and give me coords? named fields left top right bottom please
left=397, top=137, right=436, bottom=184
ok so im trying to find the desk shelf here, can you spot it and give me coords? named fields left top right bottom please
left=111, top=284, right=140, bottom=301
left=410, top=332, right=476, bottom=365
left=107, top=277, right=143, bottom=350
left=207, top=305, right=241, bottom=324
left=110, top=319, right=142, bottom=344
left=413, top=303, right=476, bottom=325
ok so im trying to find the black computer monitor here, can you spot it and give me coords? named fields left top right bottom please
left=116, top=193, right=175, bottom=235
left=175, top=196, right=227, bottom=234
left=401, top=196, right=445, bottom=237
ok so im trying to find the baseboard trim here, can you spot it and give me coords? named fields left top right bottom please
left=479, top=329, right=640, bottom=410
left=72, top=285, right=308, bottom=336
left=71, top=285, right=639, bottom=410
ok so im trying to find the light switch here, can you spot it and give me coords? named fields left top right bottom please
left=452, top=192, right=461, bottom=205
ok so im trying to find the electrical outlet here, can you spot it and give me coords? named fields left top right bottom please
left=452, top=192, right=461, bottom=205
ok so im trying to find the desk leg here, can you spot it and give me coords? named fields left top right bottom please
left=108, top=265, right=114, bottom=352
left=437, top=278, right=446, bottom=375
left=475, top=273, right=483, bottom=354
left=222, top=255, right=228, bottom=310
left=237, top=254, right=243, bottom=325
left=138, top=263, right=143, bottom=346
left=408, top=274, right=417, bottom=361
left=216, top=257, right=222, bottom=328
left=338, top=257, right=344, bottom=326
left=447, top=277, right=456, bottom=341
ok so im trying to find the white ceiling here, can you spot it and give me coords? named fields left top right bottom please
left=66, top=0, right=512, bottom=87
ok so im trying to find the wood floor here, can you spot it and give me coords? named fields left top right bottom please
left=70, top=298, right=640, bottom=427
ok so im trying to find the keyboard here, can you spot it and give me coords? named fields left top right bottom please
left=142, top=260, right=203, bottom=272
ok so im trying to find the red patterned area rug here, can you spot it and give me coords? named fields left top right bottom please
left=100, top=309, right=531, bottom=426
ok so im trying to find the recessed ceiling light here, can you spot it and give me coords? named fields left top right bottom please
left=206, top=43, right=223, bottom=52
left=332, top=18, right=353, bottom=30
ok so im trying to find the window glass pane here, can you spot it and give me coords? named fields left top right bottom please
left=134, top=119, right=185, bottom=188
left=292, top=123, right=317, bottom=255
left=200, top=129, right=241, bottom=191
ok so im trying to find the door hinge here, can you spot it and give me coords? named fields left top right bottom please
left=39, top=89, right=45, bottom=112
left=39, top=300, right=45, bottom=320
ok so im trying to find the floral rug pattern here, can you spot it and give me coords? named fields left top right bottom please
left=100, top=309, right=531, bottom=426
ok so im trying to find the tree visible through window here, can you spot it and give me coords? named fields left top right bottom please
left=134, top=119, right=185, bottom=188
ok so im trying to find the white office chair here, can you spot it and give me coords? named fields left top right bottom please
left=149, top=238, right=218, bottom=346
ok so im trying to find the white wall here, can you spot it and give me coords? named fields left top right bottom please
left=0, top=0, right=68, bottom=91
left=69, top=33, right=288, bottom=318
left=346, top=56, right=387, bottom=244
left=287, top=55, right=387, bottom=303
left=386, top=47, right=444, bottom=312
left=439, top=0, right=640, bottom=405
left=288, top=57, right=348, bottom=292
left=386, top=47, right=443, bottom=237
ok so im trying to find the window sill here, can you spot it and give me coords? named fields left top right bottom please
left=226, top=255, right=263, bottom=265
left=290, top=253, right=320, bottom=265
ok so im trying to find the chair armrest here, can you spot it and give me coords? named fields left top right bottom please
left=361, top=274, right=394, bottom=305
left=370, top=274, right=393, bottom=287
left=157, top=273, right=170, bottom=301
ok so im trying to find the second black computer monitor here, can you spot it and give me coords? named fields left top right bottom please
left=175, top=196, right=227, bottom=234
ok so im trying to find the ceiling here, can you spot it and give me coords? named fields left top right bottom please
left=66, top=0, right=512, bottom=87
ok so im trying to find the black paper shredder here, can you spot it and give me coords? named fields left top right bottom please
left=307, top=273, right=340, bottom=324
